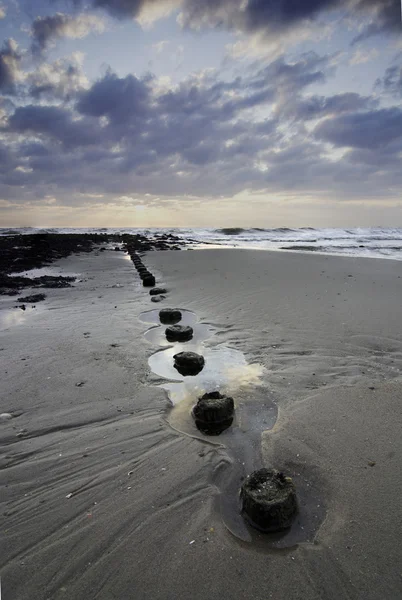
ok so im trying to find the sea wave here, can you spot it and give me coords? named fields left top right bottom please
left=1, top=227, right=401, bottom=260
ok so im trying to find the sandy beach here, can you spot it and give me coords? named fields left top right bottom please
left=1, top=247, right=402, bottom=600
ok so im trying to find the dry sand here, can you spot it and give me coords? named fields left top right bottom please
left=1, top=248, right=402, bottom=599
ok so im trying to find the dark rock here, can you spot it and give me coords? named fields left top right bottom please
left=280, top=245, right=319, bottom=252
left=114, top=247, right=121, bottom=251
left=18, top=293, right=46, bottom=303
left=166, top=325, right=193, bottom=342
left=193, top=391, right=234, bottom=435
left=139, top=271, right=152, bottom=280
left=240, top=468, right=298, bottom=532
left=173, top=351, right=205, bottom=376
left=150, top=288, right=167, bottom=296
left=143, top=275, right=156, bottom=287
left=159, top=308, right=182, bottom=324
left=151, top=295, right=166, bottom=303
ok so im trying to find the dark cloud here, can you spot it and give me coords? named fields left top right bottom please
left=91, top=0, right=150, bottom=19
left=77, top=71, right=150, bottom=122
left=314, top=107, right=402, bottom=149
left=282, top=92, right=378, bottom=120
left=31, top=12, right=104, bottom=54
left=2, top=49, right=402, bottom=206
left=66, top=0, right=399, bottom=39
left=375, top=65, right=402, bottom=98
left=0, top=39, right=21, bottom=94
left=7, top=105, right=102, bottom=148
left=352, top=0, right=400, bottom=43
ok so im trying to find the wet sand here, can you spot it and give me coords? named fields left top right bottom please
left=1, top=248, right=402, bottom=599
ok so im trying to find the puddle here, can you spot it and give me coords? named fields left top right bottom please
left=0, top=306, right=42, bottom=330
left=150, top=346, right=264, bottom=400
left=140, top=306, right=325, bottom=549
left=9, top=267, right=80, bottom=279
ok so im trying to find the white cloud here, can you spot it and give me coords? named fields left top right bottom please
left=136, top=0, right=180, bottom=29
left=349, top=48, right=379, bottom=65
left=0, top=4, right=6, bottom=19
left=225, top=21, right=332, bottom=62
left=31, top=13, right=106, bottom=53
left=152, top=40, right=170, bottom=54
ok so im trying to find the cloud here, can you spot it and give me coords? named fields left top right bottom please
left=0, top=39, right=22, bottom=95
left=31, top=12, right=106, bottom=54
left=29, top=53, right=89, bottom=100
left=281, top=92, right=378, bottom=120
left=314, top=107, right=402, bottom=149
left=1, top=48, right=402, bottom=208
left=6, top=105, right=103, bottom=148
left=349, top=48, right=379, bottom=65
left=152, top=40, right=170, bottom=53
left=66, top=0, right=399, bottom=40
left=375, top=65, right=402, bottom=98
left=0, top=3, right=6, bottom=19
left=76, top=70, right=151, bottom=123
left=351, top=0, right=400, bottom=44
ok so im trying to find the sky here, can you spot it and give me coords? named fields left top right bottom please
left=0, top=0, right=401, bottom=228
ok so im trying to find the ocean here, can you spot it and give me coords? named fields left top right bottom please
left=1, top=227, right=402, bottom=261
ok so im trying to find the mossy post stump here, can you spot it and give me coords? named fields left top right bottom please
left=193, top=391, right=234, bottom=435
left=159, top=308, right=182, bottom=325
left=150, top=288, right=167, bottom=296
left=173, top=351, right=204, bottom=376
left=143, top=274, right=156, bottom=287
left=240, top=468, right=298, bottom=532
left=166, top=325, right=193, bottom=342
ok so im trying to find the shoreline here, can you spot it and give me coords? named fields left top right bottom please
left=1, top=246, right=402, bottom=599
left=190, top=244, right=402, bottom=261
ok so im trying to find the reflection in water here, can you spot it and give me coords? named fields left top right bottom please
left=141, top=307, right=324, bottom=548
left=0, top=307, right=39, bottom=330
left=151, top=345, right=264, bottom=404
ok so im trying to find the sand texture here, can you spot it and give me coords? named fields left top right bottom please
left=1, top=248, right=402, bottom=599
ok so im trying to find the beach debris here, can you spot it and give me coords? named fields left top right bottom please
left=150, top=288, right=167, bottom=296
left=0, top=413, right=13, bottom=421
left=173, top=351, right=205, bottom=376
left=166, top=325, right=194, bottom=343
left=368, top=460, right=376, bottom=467
left=189, top=540, right=195, bottom=545
left=66, top=493, right=73, bottom=499
left=193, top=391, right=234, bottom=435
left=75, top=381, right=86, bottom=387
left=143, top=274, right=156, bottom=287
left=18, top=293, right=46, bottom=303
left=159, top=308, right=182, bottom=324
left=240, top=468, right=298, bottom=533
